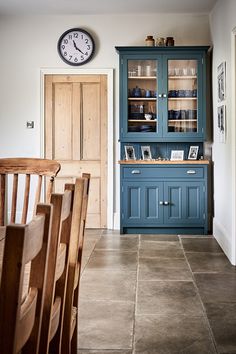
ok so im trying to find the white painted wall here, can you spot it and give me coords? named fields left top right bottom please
left=209, top=0, right=236, bottom=264
left=0, top=13, right=211, bottom=229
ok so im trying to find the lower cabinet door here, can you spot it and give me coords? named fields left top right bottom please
left=164, top=181, right=205, bottom=226
left=184, top=181, right=205, bottom=224
left=122, top=180, right=205, bottom=228
left=143, top=182, right=164, bottom=224
left=163, top=181, right=185, bottom=224
left=122, top=181, right=164, bottom=225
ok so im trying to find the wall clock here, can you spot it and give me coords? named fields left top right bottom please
left=57, top=28, right=95, bottom=66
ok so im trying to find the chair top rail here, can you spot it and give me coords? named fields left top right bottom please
left=0, top=158, right=60, bottom=176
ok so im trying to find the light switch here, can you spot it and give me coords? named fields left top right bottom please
left=26, top=121, right=34, bottom=129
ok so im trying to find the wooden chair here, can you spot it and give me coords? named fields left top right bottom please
left=0, top=202, right=53, bottom=354
left=61, top=174, right=90, bottom=354
left=0, top=157, right=60, bottom=226
left=39, top=185, right=75, bottom=354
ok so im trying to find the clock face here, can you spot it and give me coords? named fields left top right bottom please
left=57, top=28, right=95, bottom=66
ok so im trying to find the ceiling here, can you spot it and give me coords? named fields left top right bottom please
left=0, top=0, right=217, bottom=16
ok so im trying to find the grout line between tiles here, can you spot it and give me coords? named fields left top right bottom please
left=131, top=234, right=141, bottom=354
left=178, top=235, right=219, bottom=354
left=81, top=231, right=103, bottom=275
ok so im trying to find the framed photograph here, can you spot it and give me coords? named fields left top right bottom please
left=124, top=145, right=136, bottom=160
left=188, top=146, right=199, bottom=160
left=217, top=61, right=226, bottom=102
left=141, top=146, right=152, bottom=160
left=170, top=150, right=184, bottom=161
left=218, top=105, right=226, bottom=143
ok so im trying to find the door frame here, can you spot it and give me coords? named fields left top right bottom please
left=231, top=27, right=236, bottom=263
left=40, top=68, right=114, bottom=229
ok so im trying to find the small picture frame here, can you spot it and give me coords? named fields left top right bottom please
left=141, top=146, right=152, bottom=160
left=124, top=145, right=136, bottom=160
left=217, top=61, right=226, bottom=102
left=170, top=150, right=184, bottom=161
left=188, top=146, right=199, bottom=160
left=218, top=105, right=226, bottom=143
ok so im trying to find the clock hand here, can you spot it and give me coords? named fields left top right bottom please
left=73, top=40, right=85, bottom=55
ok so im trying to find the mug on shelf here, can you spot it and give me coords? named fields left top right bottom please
left=144, top=113, right=152, bottom=120
left=168, top=90, right=177, bottom=97
left=145, top=90, right=151, bottom=98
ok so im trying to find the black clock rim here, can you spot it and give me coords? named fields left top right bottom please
left=57, top=27, right=95, bottom=66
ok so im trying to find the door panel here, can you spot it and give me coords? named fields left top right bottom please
left=164, top=182, right=183, bottom=224
left=45, top=74, right=107, bottom=228
left=185, top=182, right=204, bottom=224
left=123, top=182, right=142, bottom=223
left=54, top=83, right=73, bottom=160
left=144, top=183, right=163, bottom=223
left=82, top=83, right=101, bottom=160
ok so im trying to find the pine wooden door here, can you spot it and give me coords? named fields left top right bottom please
left=44, top=74, right=107, bottom=228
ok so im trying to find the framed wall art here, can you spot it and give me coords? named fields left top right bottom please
left=218, top=105, right=226, bottom=143
left=217, top=61, right=226, bottom=102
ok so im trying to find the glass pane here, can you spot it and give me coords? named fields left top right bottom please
left=128, top=60, right=157, bottom=133
left=168, top=59, right=198, bottom=133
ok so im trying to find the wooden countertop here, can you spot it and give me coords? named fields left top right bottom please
left=118, top=160, right=210, bottom=165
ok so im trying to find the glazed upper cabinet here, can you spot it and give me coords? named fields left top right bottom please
left=116, top=46, right=209, bottom=142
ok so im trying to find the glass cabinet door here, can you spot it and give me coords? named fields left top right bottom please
left=167, top=59, right=198, bottom=134
left=127, top=60, right=158, bottom=135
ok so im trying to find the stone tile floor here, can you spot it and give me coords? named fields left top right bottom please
left=78, top=230, right=236, bottom=354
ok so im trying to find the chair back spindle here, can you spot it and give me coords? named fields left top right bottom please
left=0, top=158, right=60, bottom=225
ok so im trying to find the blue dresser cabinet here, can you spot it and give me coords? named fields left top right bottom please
left=116, top=46, right=211, bottom=235
left=116, top=46, right=210, bottom=143
left=120, top=162, right=209, bottom=234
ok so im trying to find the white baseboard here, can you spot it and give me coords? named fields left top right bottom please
left=113, top=212, right=120, bottom=230
left=213, top=218, right=234, bottom=264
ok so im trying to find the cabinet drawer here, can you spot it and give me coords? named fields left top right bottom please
left=123, top=166, right=204, bottom=179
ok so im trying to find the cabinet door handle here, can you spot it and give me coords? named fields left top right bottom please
left=131, top=170, right=141, bottom=174
left=159, top=201, right=164, bottom=205
left=158, top=94, right=163, bottom=98
left=187, top=170, right=196, bottom=174
left=164, top=201, right=169, bottom=205
left=163, top=93, right=167, bottom=98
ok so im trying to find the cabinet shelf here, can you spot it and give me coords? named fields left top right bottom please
left=168, top=97, right=197, bottom=101
left=168, top=119, right=197, bottom=123
left=128, top=97, right=156, bottom=101
left=128, top=76, right=156, bottom=80
left=128, top=119, right=157, bottom=123
left=168, top=75, right=197, bottom=80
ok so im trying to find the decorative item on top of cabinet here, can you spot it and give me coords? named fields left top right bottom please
left=165, top=37, right=175, bottom=46
left=145, top=35, right=155, bottom=47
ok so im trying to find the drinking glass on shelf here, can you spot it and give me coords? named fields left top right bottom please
left=137, top=65, right=142, bottom=76
left=174, top=68, right=180, bottom=76
left=146, top=65, right=151, bottom=76
left=190, top=67, right=197, bottom=76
